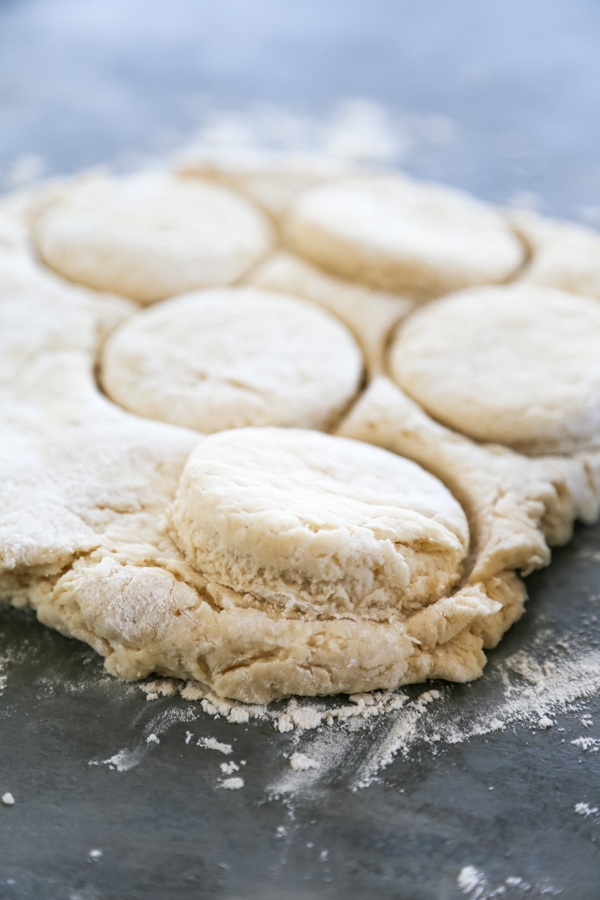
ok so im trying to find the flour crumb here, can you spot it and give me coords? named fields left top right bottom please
left=146, top=733, right=160, bottom=745
left=1, top=793, right=15, bottom=806
left=88, top=849, right=103, bottom=862
left=227, top=707, right=250, bottom=724
left=574, top=802, right=599, bottom=817
left=220, top=761, right=239, bottom=774
left=185, top=731, right=193, bottom=745
left=220, top=777, right=244, bottom=790
left=276, top=706, right=323, bottom=732
left=457, top=865, right=486, bottom=896
left=319, top=849, right=329, bottom=862
left=198, top=737, right=233, bottom=755
left=139, top=679, right=179, bottom=698
left=580, top=714, right=594, bottom=728
left=538, top=716, right=553, bottom=729
left=180, top=682, right=207, bottom=701
left=0, top=675, right=7, bottom=696
left=290, top=752, right=319, bottom=771
left=571, top=736, right=600, bottom=753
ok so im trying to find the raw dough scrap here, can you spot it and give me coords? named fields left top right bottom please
left=283, top=174, right=525, bottom=298
left=246, top=250, right=414, bottom=377
left=336, top=376, right=600, bottom=646
left=168, top=427, right=470, bottom=620
left=390, top=284, right=600, bottom=455
left=100, top=286, right=363, bottom=433
left=31, top=171, right=274, bottom=304
left=512, top=208, right=600, bottom=300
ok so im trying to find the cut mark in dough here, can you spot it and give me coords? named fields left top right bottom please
left=100, top=286, right=364, bottom=433
left=283, top=174, right=525, bottom=298
left=31, top=171, right=274, bottom=304
left=169, top=427, right=469, bottom=621
left=390, top=284, right=600, bottom=456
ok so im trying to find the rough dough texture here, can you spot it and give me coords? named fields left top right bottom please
left=284, top=175, right=525, bottom=298
left=247, top=250, right=414, bottom=377
left=169, top=427, right=470, bottom=620
left=391, top=284, right=600, bottom=455
left=3, top=168, right=600, bottom=704
left=31, top=171, right=274, bottom=304
left=512, top=209, right=600, bottom=300
left=100, top=286, right=363, bottom=433
left=336, top=376, right=600, bottom=647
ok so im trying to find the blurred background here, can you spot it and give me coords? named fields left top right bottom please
left=1, top=0, right=600, bottom=220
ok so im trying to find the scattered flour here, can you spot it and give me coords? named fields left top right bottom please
left=571, top=737, right=600, bottom=753
left=101, top=749, right=143, bottom=773
left=146, top=733, right=159, bottom=745
left=290, top=753, right=319, bottom=771
left=220, top=761, right=239, bottom=775
left=574, top=802, right=599, bottom=818
left=88, top=849, right=103, bottom=862
left=198, top=737, right=233, bottom=755
left=219, top=777, right=244, bottom=791
left=457, top=865, right=561, bottom=898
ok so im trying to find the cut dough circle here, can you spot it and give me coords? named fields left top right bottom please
left=169, top=427, right=469, bottom=620
left=100, top=286, right=364, bottom=433
left=283, top=175, right=525, bottom=298
left=390, top=284, right=600, bottom=455
left=32, top=172, right=274, bottom=304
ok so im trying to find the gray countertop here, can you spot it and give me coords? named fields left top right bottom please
left=1, top=2, right=599, bottom=897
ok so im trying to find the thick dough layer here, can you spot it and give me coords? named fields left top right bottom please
left=336, top=376, right=600, bottom=646
left=3, top=177, right=600, bottom=704
left=391, top=284, right=600, bottom=455
left=512, top=209, right=600, bottom=300
left=31, top=171, right=274, bottom=304
left=100, top=286, right=363, bottom=433
left=246, top=250, right=414, bottom=377
left=169, top=427, right=469, bottom=620
left=284, top=175, right=525, bottom=298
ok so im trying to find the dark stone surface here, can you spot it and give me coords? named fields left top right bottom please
left=1, top=1, right=600, bottom=897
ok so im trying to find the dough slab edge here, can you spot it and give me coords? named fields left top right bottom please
left=2, top=177, right=600, bottom=704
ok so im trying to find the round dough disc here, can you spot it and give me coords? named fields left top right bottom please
left=169, top=427, right=469, bottom=620
left=32, top=172, right=274, bottom=303
left=284, top=175, right=524, bottom=298
left=390, top=284, right=600, bottom=455
left=100, top=286, right=364, bottom=433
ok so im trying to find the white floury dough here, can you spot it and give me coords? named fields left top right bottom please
left=336, top=376, right=600, bottom=647
left=247, top=250, right=414, bottom=377
left=284, top=175, right=525, bottom=298
left=390, top=284, right=600, bottom=455
left=31, top=171, right=274, bottom=304
left=2, top=166, right=600, bottom=705
left=168, top=427, right=470, bottom=619
left=512, top=209, right=600, bottom=300
left=100, top=286, right=363, bottom=433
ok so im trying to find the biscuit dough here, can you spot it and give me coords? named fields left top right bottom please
left=2, top=163, right=600, bottom=704
left=512, top=208, right=600, bottom=300
left=247, top=250, right=414, bottom=377
left=100, top=286, right=363, bottom=433
left=390, top=284, right=600, bottom=455
left=284, top=174, right=525, bottom=298
left=169, top=427, right=469, bottom=619
left=31, top=171, right=274, bottom=304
